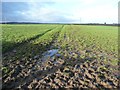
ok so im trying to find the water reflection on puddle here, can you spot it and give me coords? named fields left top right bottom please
left=43, top=49, right=59, bottom=57
left=42, top=49, right=60, bottom=62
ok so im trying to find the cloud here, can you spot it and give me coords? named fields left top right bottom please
left=2, top=2, right=29, bottom=22
left=70, top=4, right=118, bottom=23
left=17, top=2, right=75, bottom=22
left=2, top=0, right=119, bottom=23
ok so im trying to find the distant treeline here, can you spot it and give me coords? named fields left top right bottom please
left=1, top=22, right=119, bottom=26
left=73, top=23, right=119, bottom=26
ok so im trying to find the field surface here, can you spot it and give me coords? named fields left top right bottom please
left=2, top=24, right=119, bottom=89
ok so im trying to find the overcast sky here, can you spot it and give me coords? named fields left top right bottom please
left=1, top=0, right=119, bottom=23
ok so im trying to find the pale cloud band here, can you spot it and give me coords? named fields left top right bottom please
left=1, top=0, right=119, bottom=23
left=1, top=0, right=92, bottom=3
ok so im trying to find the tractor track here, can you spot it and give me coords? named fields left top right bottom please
left=3, top=26, right=58, bottom=54
left=2, top=25, right=119, bottom=89
left=2, top=25, right=64, bottom=89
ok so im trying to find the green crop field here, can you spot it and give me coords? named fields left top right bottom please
left=2, top=24, right=57, bottom=53
left=2, top=24, right=119, bottom=89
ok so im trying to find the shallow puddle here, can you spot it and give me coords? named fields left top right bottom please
left=42, top=49, right=60, bottom=62
left=43, top=49, right=59, bottom=57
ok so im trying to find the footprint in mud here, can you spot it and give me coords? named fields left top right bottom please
left=64, top=34, right=67, bottom=39
left=2, top=47, right=119, bottom=89
left=32, top=58, right=119, bottom=89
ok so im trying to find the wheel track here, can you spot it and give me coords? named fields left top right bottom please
left=2, top=25, right=64, bottom=89
left=3, top=25, right=118, bottom=89
left=3, top=26, right=58, bottom=54
left=21, top=25, right=64, bottom=88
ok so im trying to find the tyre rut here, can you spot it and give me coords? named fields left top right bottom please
left=2, top=25, right=64, bottom=89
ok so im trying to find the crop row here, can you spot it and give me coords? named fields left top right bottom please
left=3, top=25, right=63, bottom=61
left=2, top=24, right=57, bottom=53
left=2, top=24, right=118, bottom=65
left=2, top=24, right=118, bottom=89
left=55, top=25, right=118, bottom=65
